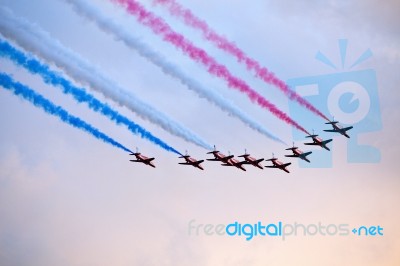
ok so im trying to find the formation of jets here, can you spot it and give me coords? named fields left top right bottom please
left=129, top=119, right=353, bottom=173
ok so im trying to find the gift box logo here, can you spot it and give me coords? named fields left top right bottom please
left=287, top=39, right=382, bottom=168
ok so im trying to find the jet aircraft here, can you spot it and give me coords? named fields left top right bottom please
left=178, top=151, right=205, bottom=170
left=265, top=154, right=291, bottom=173
left=304, top=132, right=332, bottom=151
left=285, top=143, right=312, bottom=163
left=129, top=148, right=155, bottom=168
left=323, top=118, right=353, bottom=138
left=221, top=157, right=247, bottom=171
left=206, top=145, right=234, bottom=164
left=238, top=149, right=264, bottom=169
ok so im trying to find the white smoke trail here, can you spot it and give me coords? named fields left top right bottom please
left=0, top=6, right=212, bottom=149
left=65, top=0, right=286, bottom=145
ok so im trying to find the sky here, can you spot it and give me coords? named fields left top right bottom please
left=0, top=0, right=399, bottom=265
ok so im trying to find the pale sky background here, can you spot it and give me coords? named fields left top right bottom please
left=0, top=0, right=399, bottom=265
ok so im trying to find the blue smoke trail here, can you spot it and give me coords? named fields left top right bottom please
left=0, top=39, right=182, bottom=155
left=0, top=6, right=212, bottom=150
left=0, top=72, right=132, bottom=153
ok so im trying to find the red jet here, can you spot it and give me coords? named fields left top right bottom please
left=324, top=118, right=353, bottom=138
left=238, top=149, right=264, bottom=169
left=285, top=143, right=312, bottom=163
left=304, top=132, right=332, bottom=151
left=179, top=152, right=205, bottom=170
left=265, top=154, right=291, bottom=173
left=129, top=148, right=155, bottom=168
left=222, top=157, right=247, bottom=171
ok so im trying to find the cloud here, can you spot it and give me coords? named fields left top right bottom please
left=266, top=0, right=400, bottom=43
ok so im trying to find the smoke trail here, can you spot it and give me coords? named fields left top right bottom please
left=0, top=73, right=131, bottom=153
left=64, top=0, right=286, bottom=145
left=0, top=39, right=182, bottom=155
left=111, top=0, right=309, bottom=134
left=0, top=7, right=212, bottom=150
left=153, top=0, right=329, bottom=121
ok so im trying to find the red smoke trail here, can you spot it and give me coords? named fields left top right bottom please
left=111, top=0, right=309, bottom=134
left=153, top=0, right=329, bottom=121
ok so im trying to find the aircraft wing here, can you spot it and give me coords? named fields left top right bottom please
left=265, top=165, right=278, bottom=168
left=255, top=158, right=264, bottom=164
left=285, top=154, right=298, bottom=158
left=304, top=142, right=319, bottom=146
left=302, top=151, right=312, bottom=156
left=225, top=155, right=234, bottom=160
left=323, top=129, right=339, bottom=133
left=322, top=139, right=333, bottom=144
left=341, top=126, right=353, bottom=132
left=282, top=163, right=291, bottom=167
left=207, top=158, right=221, bottom=161
left=195, top=160, right=205, bottom=164
left=324, top=126, right=353, bottom=133
left=144, top=158, right=155, bottom=162
left=179, top=162, right=191, bottom=165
